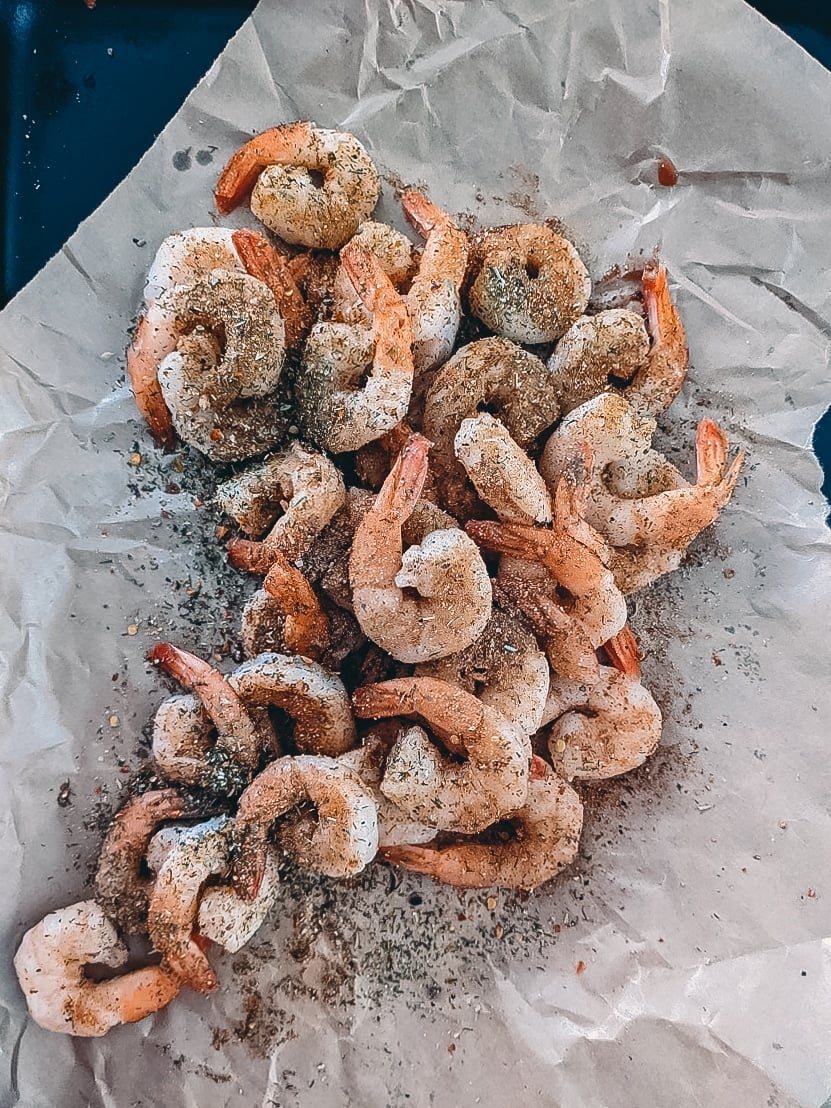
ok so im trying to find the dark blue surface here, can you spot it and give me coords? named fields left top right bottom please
left=0, top=0, right=828, bottom=515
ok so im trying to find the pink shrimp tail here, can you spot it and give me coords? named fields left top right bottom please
left=215, top=123, right=313, bottom=214
left=126, top=316, right=176, bottom=451
left=604, top=625, right=642, bottom=678
left=400, top=188, right=442, bottom=236
left=227, top=536, right=278, bottom=575
left=375, top=433, right=432, bottom=522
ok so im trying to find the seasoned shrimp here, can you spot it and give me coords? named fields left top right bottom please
left=542, top=666, right=662, bottom=780
left=383, top=756, right=582, bottom=890
left=231, top=652, right=356, bottom=757
left=455, top=412, right=552, bottom=525
left=422, top=337, right=560, bottom=518
left=349, top=434, right=492, bottom=663
left=547, top=309, right=649, bottom=415
left=147, top=817, right=232, bottom=992
left=94, top=789, right=183, bottom=935
left=416, top=609, right=549, bottom=737
left=625, top=262, right=689, bottom=415
left=332, top=221, right=416, bottom=321
left=215, top=122, right=380, bottom=249
left=353, top=677, right=530, bottom=834
left=469, top=223, right=591, bottom=343
left=234, top=755, right=378, bottom=898
left=14, top=901, right=181, bottom=1036
left=241, top=552, right=330, bottom=660
left=297, top=243, right=415, bottom=453
left=400, top=189, right=468, bottom=375
left=229, top=228, right=312, bottom=349
left=222, top=442, right=347, bottom=572
left=540, top=393, right=745, bottom=592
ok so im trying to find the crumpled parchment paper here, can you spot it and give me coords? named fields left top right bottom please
left=1, top=1, right=830, bottom=1105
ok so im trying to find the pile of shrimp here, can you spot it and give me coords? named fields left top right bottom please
left=16, top=121, right=745, bottom=1037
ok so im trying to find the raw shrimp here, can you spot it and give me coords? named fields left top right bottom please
left=547, top=308, right=649, bottom=415
left=542, top=666, right=662, bottom=780
left=416, top=608, right=550, bottom=737
left=352, top=677, right=530, bottom=834
left=127, top=227, right=292, bottom=449
left=147, top=826, right=281, bottom=955
left=94, top=789, right=183, bottom=935
left=222, top=442, right=347, bottom=572
left=455, top=412, right=552, bottom=525
left=469, top=223, right=591, bottom=343
left=400, top=189, right=468, bottom=375
left=233, top=755, right=378, bottom=898
left=297, top=242, right=415, bottom=453
left=349, top=434, right=492, bottom=663
left=383, top=756, right=583, bottom=890
left=14, top=901, right=181, bottom=1036
left=231, top=652, right=356, bottom=757
left=241, top=552, right=330, bottom=659
left=215, top=122, right=380, bottom=249
left=422, top=337, right=560, bottom=518
left=156, top=270, right=286, bottom=462
left=540, top=392, right=745, bottom=592
left=625, top=262, right=689, bottom=415
left=147, top=817, right=232, bottom=992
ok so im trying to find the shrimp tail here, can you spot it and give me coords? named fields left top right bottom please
left=232, top=827, right=269, bottom=902
left=603, top=625, right=642, bottom=678
left=339, top=241, right=398, bottom=316
left=380, top=843, right=442, bottom=876
left=466, top=519, right=542, bottom=562
left=215, top=124, right=310, bottom=214
left=400, top=189, right=442, bottom=237
left=231, top=229, right=312, bottom=349
left=227, top=536, right=278, bottom=575
left=695, top=418, right=729, bottom=484
left=375, top=433, right=432, bottom=523
left=262, top=552, right=330, bottom=657
left=110, top=966, right=183, bottom=1025
left=126, top=315, right=176, bottom=451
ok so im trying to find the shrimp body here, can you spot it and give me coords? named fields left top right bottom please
left=353, top=677, right=530, bottom=834
left=215, top=122, right=380, bottom=249
left=625, top=262, right=689, bottom=415
left=14, top=901, right=181, bottom=1036
left=298, top=243, right=415, bottom=453
left=349, top=435, right=492, bottom=663
left=422, top=338, right=560, bottom=518
left=147, top=817, right=232, bottom=992
left=234, top=755, right=379, bottom=898
left=469, top=223, right=591, bottom=343
left=547, top=309, right=649, bottom=415
left=222, top=442, right=347, bottom=573
left=455, top=412, right=552, bottom=525
left=383, top=757, right=582, bottom=890
left=401, top=189, right=468, bottom=375
left=542, top=666, right=662, bottom=780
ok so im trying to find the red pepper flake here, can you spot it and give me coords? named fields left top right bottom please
left=210, top=428, right=223, bottom=442
left=447, top=1043, right=456, bottom=1055
left=576, top=960, right=586, bottom=975
left=807, top=888, right=817, bottom=898
left=712, top=653, right=722, bottom=666
left=657, top=157, right=678, bottom=186
left=723, top=568, right=735, bottom=579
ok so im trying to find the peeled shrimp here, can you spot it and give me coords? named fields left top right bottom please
left=416, top=608, right=549, bottom=737
left=353, top=677, right=530, bottom=834
left=127, top=227, right=293, bottom=449
left=540, top=392, right=745, bottom=592
left=455, top=412, right=552, bottom=525
left=14, top=901, right=181, bottom=1036
left=234, top=755, right=379, bottom=898
left=147, top=817, right=232, bottom=992
left=422, top=337, right=560, bottom=518
left=383, top=756, right=582, bottom=890
left=222, top=442, right=347, bottom=573
left=94, top=789, right=183, bottom=935
left=215, top=122, right=380, bottom=249
left=625, top=262, right=689, bottom=416
left=469, top=223, right=591, bottom=343
left=401, top=189, right=468, bottom=375
left=241, top=553, right=330, bottom=659
left=547, top=308, right=649, bottom=415
left=298, top=242, right=415, bottom=453
left=349, top=434, right=492, bottom=664
left=542, top=666, right=662, bottom=780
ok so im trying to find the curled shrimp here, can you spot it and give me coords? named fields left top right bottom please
left=242, top=552, right=330, bottom=660
left=234, top=754, right=379, bottom=898
left=547, top=308, right=649, bottom=415
left=297, top=242, right=415, bottom=453
left=468, top=223, right=591, bottom=343
left=94, top=789, right=183, bottom=935
left=422, top=337, right=560, bottom=518
left=400, top=189, right=468, bottom=375
left=147, top=817, right=232, bottom=992
left=332, top=221, right=416, bottom=319
left=455, top=412, right=552, bottom=525
left=542, top=666, right=662, bottom=780
left=349, top=434, right=492, bottom=664
left=540, top=393, right=745, bottom=592
left=625, top=262, right=689, bottom=415
left=222, top=442, right=347, bottom=573
left=383, top=756, right=582, bottom=890
left=416, top=609, right=549, bottom=737
left=215, top=122, right=380, bottom=249
left=353, top=677, right=530, bottom=834
left=14, top=901, right=181, bottom=1036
